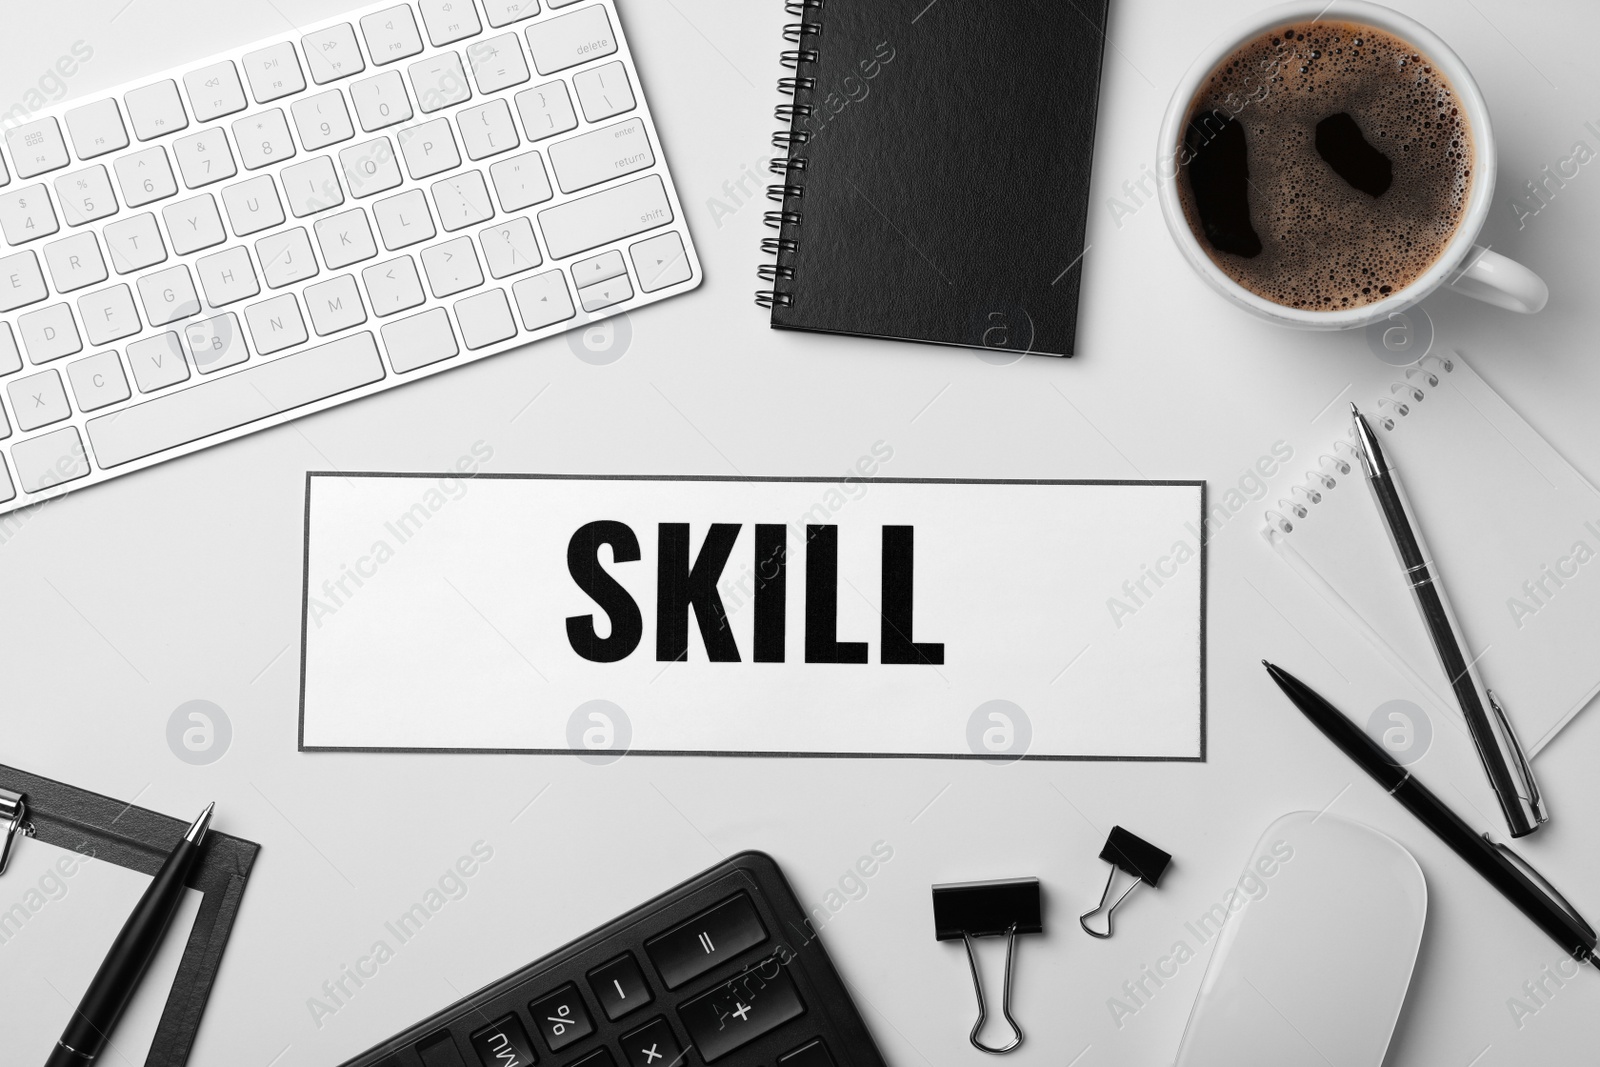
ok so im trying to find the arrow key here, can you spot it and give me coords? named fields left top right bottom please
left=510, top=268, right=573, bottom=331
left=629, top=232, right=691, bottom=293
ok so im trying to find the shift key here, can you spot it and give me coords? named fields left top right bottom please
left=549, top=118, right=653, bottom=193
left=538, top=174, right=671, bottom=259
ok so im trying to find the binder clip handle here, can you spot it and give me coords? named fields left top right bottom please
left=0, top=788, right=30, bottom=877
left=961, top=925, right=1023, bottom=1054
left=932, top=876, right=1042, bottom=1056
left=1079, top=826, right=1170, bottom=939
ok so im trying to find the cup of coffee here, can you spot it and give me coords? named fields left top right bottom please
left=1157, top=0, right=1547, bottom=329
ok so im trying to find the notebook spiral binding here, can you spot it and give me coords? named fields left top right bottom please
left=1263, top=352, right=1456, bottom=538
left=756, top=0, right=825, bottom=310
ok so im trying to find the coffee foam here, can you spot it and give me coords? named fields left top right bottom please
left=1177, top=21, right=1473, bottom=310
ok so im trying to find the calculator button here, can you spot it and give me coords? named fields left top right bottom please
left=778, top=1039, right=836, bottom=1067
left=565, top=1051, right=615, bottom=1067
left=645, top=893, right=768, bottom=990
left=125, top=80, right=189, bottom=141
left=679, top=957, right=806, bottom=1062
left=417, top=1030, right=469, bottom=1067
left=469, top=1013, right=538, bottom=1067
left=528, top=983, right=594, bottom=1052
left=620, top=1017, right=682, bottom=1067
left=588, top=953, right=653, bottom=1021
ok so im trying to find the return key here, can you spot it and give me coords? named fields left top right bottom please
left=547, top=117, right=653, bottom=194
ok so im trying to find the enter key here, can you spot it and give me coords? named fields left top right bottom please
left=547, top=117, right=654, bottom=194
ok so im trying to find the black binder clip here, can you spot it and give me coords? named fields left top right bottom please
left=1080, top=826, right=1170, bottom=938
left=0, top=788, right=28, bottom=876
left=932, top=877, right=1042, bottom=1055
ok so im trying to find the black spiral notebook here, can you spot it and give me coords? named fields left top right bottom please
left=758, top=0, right=1111, bottom=357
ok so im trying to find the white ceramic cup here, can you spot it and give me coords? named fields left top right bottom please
left=1157, top=0, right=1548, bottom=329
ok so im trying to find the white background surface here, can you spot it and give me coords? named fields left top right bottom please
left=3, top=0, right=1600, bottom=1064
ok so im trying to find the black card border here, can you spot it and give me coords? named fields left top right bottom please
left=298, top=473, right=1207, bottom=762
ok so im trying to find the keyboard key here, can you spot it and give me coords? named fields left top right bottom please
left=571, top=249, right=624, bottom=287
left=364, top=255, right=427, bottom=316
left=233, top=109, right=297, bottom=169
left=620, top=1017, right=681, bottom=1067
left=305, top=274, right=367, bottom=334
left=9, top=369, right=70, bottom=430
left=548, top=117, right=652, bottom=194
left=0, top=458, right=12, bottom=500
left=162, top=194, right=227, bottom=255
left=538, top=174, right=671, bottom=259
left=184, top=62, right=249, bottom=122
left=589, top=953, right=653, bottom=1021
left=421, top=236, right=482, bottom=296
left=7, top=118, right=70, bottom=178
left=43, top=231, right=107, bottom=292
left=64, top=99, right=129, bottom=159
left=0, top=324, right=19, bottom=377
left=381, top=306, right=456, bottom=371
left=486, top=0, right=541, bottom=30
left=373, top=188, right=435, bottom=248
left=646, top=894, right=767, bottom=990
left=469, top=1014, right=537, bottom=1067
left=138, top=264, right=201, bottom=325
left=528, top=984, right=594, bottom=1052
left=410, top=53, right=473, bottom=112
left=281, top=155, right=345, bottom=216
left=245, top=292, right=308, bottom=353
left=459, top=98, right=519, bottom=160
left=12, top=426, right=88, bottom=491
left=242, top=42, right=306, bottom=103
left=480, top=216, right=541, bottom=277
left=0, top=185, right=58, bottom=245
left=104, top=212, right=167, bottom=273
left=630, top=231, right=691, bottom=292
left=489, top=150, right=552, bottom=211
left=173, top=127, right=237, bottom=188
left=126, top=331, right=190, bottom=392
left=526, top=6, right=616, bottom=75
left=115, top=146, right=178, bottom=208
left=350, top=70, right=414, bottom=131
left=196, top=244, right=260, bottom=305
left=303, top=24, right=367, bottom=84
left=576, top=275, right=630, bottom=315
left=467, top=33, right=530, bottom=93
left=398, top=119, right=460, bottom=179
left=56, top=169, right=109, bottom=230
left=433, top=170, right=494, bottom=230
left=454, top=287, right=515, bottom=348
left=86, top=331, right=384, bottom=467
left=257, top=227, right=319, bottom=287
left=421, top=0, right=483, bottom=46
left=0, top=250, right=47, bottom=311
left=125, top=80, right=190, bottom=141
left=573, top=61, right=635, bottom=122
left=315, top=207, right=379, bottom=267
left=340, top=137, right=404, bottom=197
left=67, top=350, right=131, bottom=411
left=19, top=303, right=81, bottom=364
left=185, top=312, right=249, bottom=373
left=679, top=957, right=805, bottom=1063
left=510, top=268, right=572, bottom=329
left=222, top=174, right=286, bottom=235
left=77, top=284, right=141, bottom=345
left=361, top=6, right=426, bottom=65
left=293, top=90, right=356, bottom=150
left=778, top=1039, right=837, bottom=1067
left=514, top=81, right=576, bottom=141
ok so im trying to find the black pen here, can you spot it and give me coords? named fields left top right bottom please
left=1263, top=661, right=1598, bottom=965
left=46, top=802, right=214, bottom=1067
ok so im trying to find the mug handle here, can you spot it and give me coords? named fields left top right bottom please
left=1448, top=245, right=1548, bottom=313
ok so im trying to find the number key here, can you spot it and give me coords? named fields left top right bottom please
left=528, top=984, right=594, bottom=1052
left=350, top=70, right=414, bottom=132
left=183, top=61, right=249, bottom=122
left=0, top=185, right=59, bottom=245
left=53, top=166, right=118, bottom=226
left=232, top=109, right=297, bottom=169
left=292, top=90, right=356, bottom=151
left=172, top=128, right=237, bottom=189
left=114, top=146, right=178, bottom=208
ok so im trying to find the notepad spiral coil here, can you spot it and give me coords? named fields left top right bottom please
left=756, top=0, right=824, bottom=310
left=1263, top=353, right=1456, bottom=539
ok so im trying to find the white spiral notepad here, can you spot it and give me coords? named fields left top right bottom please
left=1263, top=352, right=1600, bottom=755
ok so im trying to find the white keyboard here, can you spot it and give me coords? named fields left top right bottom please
left=0, top=0, right=700, bottom=515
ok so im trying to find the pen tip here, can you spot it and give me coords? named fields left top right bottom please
left=1350, top=402, right=1361, bottom=416
left=186, top=802, right=214, bottom=844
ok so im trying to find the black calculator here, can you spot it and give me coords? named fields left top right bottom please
left=340, top=851, right=888, bottom=1067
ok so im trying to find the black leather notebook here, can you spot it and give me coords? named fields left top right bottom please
left=758, top=0, right=1110, bottom=358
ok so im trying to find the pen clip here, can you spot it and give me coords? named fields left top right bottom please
left=0, top=788, right=30, bottom=877
left=1488, top=834, right=1597, bottom=943
left=1487, top=689, right=1548, bottom=825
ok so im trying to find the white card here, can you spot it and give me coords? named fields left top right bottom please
left=300, top=475, right=1205, bottom=759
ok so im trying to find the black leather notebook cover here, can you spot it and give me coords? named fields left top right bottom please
left=761, top=0, right=1110, bottom=357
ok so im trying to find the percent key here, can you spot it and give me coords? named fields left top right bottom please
left=530, top=984, right=596, bottom=1051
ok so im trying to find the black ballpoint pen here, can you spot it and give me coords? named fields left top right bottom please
left=1350, top=403, right=1546, bottom=837
left=1263, top=661, right=1597, bottom=966
left=46, top=802, right=214, bottom=1067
